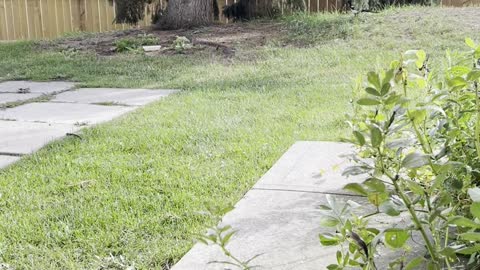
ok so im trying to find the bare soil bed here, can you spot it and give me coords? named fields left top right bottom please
left=37, top=22, right=284, bottom=57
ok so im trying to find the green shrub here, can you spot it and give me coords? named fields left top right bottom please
left=319, top=39, right=480, bottom=269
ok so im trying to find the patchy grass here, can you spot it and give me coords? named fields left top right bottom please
left=0, top=7, right=479, bottom=270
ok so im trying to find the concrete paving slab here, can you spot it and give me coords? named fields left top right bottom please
left=0, top=121, right=77, bottom=154
left=172, top=142, right=423, bottom=270
left=253, top=141, right=363, bottom=193
left=173, top=193, right=421, bottom=270
left=0, top=81, right=75, bottom=94
left=52, top=88, right=178, bottom=106
left=0, top=102, right=136, bottom=125
left=0, top=156, right=20, bottom=169
left=0, top=93, right=43, bottom=106
left=173, top=190, right=345, bottom=270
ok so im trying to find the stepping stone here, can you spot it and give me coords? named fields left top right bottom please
left=52, top=88, right=179, bottom=106
left=0, top=121, right=77, bottom=154
left=172, top=142, right=422, bottom=270
left=0, top=102, right=136, bottom=125
left=0, top=155, right=20, bottom=169
left=0, top=93, right=44, bottom=106
left=0, top=81, right=75, bottom=94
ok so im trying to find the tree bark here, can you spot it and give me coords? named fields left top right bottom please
left=253, top=0, right=274, bottom=17
left=159, top=0, right=214, bottom=29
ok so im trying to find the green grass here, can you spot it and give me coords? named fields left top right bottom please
left=0, top=7, right=479, bottom=269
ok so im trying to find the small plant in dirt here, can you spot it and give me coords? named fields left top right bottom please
left=319, top=39, right=480, bottom=269
left=172, top=36, right=192, bottom=54
left=114, top=33, right=159, bottom=53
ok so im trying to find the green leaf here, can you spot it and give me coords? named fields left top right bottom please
left=344, top=183, right=368, bottom=196
left=380, top=83, right=391, bottom=96
left=466, top=37, right=476, bottom=48
left=405, top=257, right=424, bottom=270
left=450, top=66, right=471, bottom=77
left=449, top=216, right=480, bottom=228
left=470, top=202, right=480, bottom=219
left=320, top=216, right=339, bottom=227
left=382, top=69, right=394, bottom=86
left=336, top=250, right=342, bottom=264
left=457, top=244, right=480, bottom=255
left=439, top=247, right=456, bottom=259
left=353, top=131, right=365, bottom=146
left=384, top=94, right=401, bottom=105
left=384, top=229, right=409, bottom=249
left=327, top=264, right=339, bottom=270
left=370, top=126, right=382, bottom=148
left=475, top=46, right=480, bottom=59
left=416, top=50, right=426, bottom=61
left=447, top=76, right=468, bottom=88
left=460, top=232, right=480, bottom=241
left=467, top=70, right=480, bottom=81
left=468, top=187, right=480, bottom=202
left=367, top=71, right=381, bottom=90
left=363, top=178, right=386, bottom=193
left=221, top=230, right=236, bottom=246
left=365, top=87, right=380, bottom=96
left=426, top=261, right=437, bottom=270
left=379, top=200, right=401, bottom=216
left=405, top=180, right=424, bottom=195
left=319, top=233, right=340, bottom=246
left=415, top=50, right=426, bottom=69
left=357, top=98, right=381, bottom=106
left=409, top=109, right=426, bottom=124
left=401, top=153, right=430, bottom=169
left=367, top=192, right=388, bottom=207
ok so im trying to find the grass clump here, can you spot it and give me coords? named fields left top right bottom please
left=283, top=12, right=355, bottom=45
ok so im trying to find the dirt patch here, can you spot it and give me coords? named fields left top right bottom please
left=37, top=22, right=284, bottom=57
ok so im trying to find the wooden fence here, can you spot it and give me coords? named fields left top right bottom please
left=0, top=0, right=159, bottom=40
left=0, top=0, right=477, bottom=41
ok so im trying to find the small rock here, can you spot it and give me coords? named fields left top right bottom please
left=142, top=45, right=162, bottom=52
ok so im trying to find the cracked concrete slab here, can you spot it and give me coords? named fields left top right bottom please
left=0, top=102, right=136, bottom=125
left=0, top=93, right=44, bottom=106
left=172, top=142, right=421, bottom=270
left=0, top=81, right=75, bottom=94
left=0, top=156, right=20, bottom=169
left=52, top=88, right=179, bottom=106
left=0, top=121, right=77, bottom=154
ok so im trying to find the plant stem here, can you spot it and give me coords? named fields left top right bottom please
left=391, top=175, right=439, bottom=265
left=220, top=245, right=250, bottom=270
left=474, top=82, right=480, bottom=161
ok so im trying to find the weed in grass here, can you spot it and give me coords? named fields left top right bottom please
left=114, top=34, right=160, bottom=53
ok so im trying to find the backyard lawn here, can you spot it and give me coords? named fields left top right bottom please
left=0, top=7, right=479, bottom=269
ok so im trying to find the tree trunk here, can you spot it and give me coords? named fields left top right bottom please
left=253, top=0, right=274, bottom=17
left=159, top=0, right=214, bottom=29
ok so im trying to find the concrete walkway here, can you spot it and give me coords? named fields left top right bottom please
left=172, top=141, right=422, bottom=270
left=0, top=81, right=178, bottom=169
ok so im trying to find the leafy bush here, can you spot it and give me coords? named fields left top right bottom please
left=114, top=34, right=159, bottom=53
left=172, top=36, right=192, bottom=54
left=319, top=39, right=480, bottom=269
